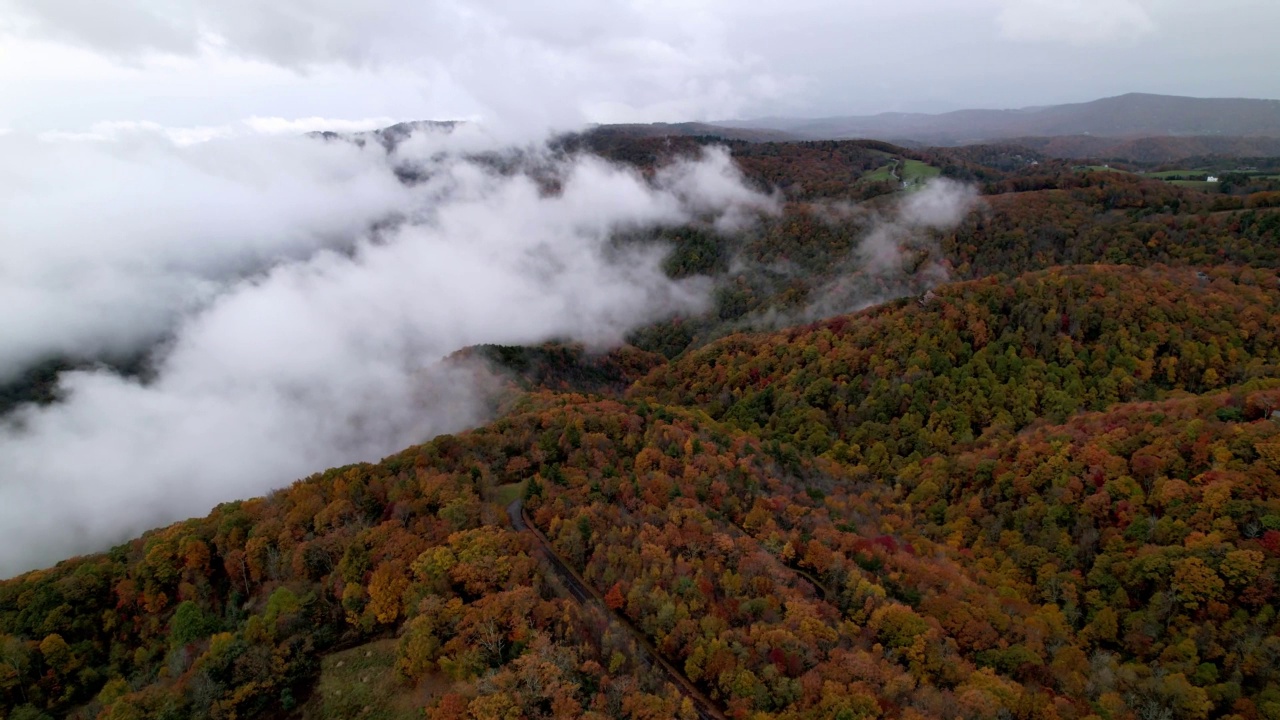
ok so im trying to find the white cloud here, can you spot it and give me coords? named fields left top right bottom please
left=0, top=0, right=788, bottom=129
left=0, top=128, right=415, bottom=378
left=243, top=115, right=402, bottom=135
left=0, top=33, right=450, bottom=134
left=36, top=120, right=234, bottom=144
left=899, top=178, right=981, bottom=229
left=995, top=0, right=1157, bottom=44
left=32, top=117, right=410, bottom=144
left=5, top=0, right=1280, bottom=129
left=804, top=179, right=980, bottom=320
left=0, top=129, right=773, bottom=576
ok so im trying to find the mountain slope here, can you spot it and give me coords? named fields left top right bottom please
left=5, top=265, right=1280, bottom=720
left=633, top=265, right=1280, bottom=461
left=8, top=134, right=1280, bottom=720
left=1007, top=134, right=1280, bottom=163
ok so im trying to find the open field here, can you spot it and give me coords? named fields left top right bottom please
left=493, top=480, right=527, bottom=506
left=862, top=163, right=898, bottom=182
left=1168, top=180, right=1220, bottom=190
left=1145, top=169, right=1208, bottom=179
left=900, top=159, right=941, bottom=182
left=858, top=157, right=940, bottom=186
left=301, top=639, right=448, bottom=720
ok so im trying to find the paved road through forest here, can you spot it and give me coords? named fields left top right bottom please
left=507, top=499, right=726, bottom=720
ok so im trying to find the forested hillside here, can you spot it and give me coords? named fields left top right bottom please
left=4, top=135, right=1280, bottom=720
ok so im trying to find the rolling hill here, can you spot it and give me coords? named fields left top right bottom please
left=5, top=266, right=1279, bottom=720
left=4, top=130, right=1280, bottom=720
left=1004, top=135, right=1280, bottom=164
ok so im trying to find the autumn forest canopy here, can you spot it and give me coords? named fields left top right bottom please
left=5, top=129, right=1280, bottom=720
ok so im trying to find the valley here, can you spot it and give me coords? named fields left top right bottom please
left=3, top=130, right=1280, bottom=720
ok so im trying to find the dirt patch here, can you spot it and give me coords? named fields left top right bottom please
left=298, top=639, right=453, bottom=720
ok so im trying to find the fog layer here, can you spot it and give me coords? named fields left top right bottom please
left=804, top=179, right=981, bottom=321
left=0, top=127, right=772, bottom=576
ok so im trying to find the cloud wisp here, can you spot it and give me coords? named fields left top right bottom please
left=804, top=179, right=980, bottom=319
left=0, top=128, right=771, bottom=576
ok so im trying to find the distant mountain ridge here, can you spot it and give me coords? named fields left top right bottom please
left=583, top=121, right=798, bottom=143
left=719, top=93, right=1280, bottom=144
left=1007, top=134, right=1280, bottom=163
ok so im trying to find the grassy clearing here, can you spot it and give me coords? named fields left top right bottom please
left=901, top=159, right=941, bottom=182
left=1147, top=169, right=1208, bottom=179
left=862, top=163, right=898, bottom=182
left=1168, top=180, right=1220, bottom=191
left=859, top=158, right=941, bottom=188
left=493, top=480, right=527, bottom=506
left=301, top=639, right=447, bottom=720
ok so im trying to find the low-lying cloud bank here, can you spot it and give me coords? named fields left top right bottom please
left=0, top=127, right=414, bottom=379
left=722, top=178, right=981, bottom=334
left=0, top=126, right=775, bottom=576
left=805, top=179, right=980, bottom=319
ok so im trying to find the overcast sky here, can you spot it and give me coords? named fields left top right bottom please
left=2, top=0, right=1278, bottom=133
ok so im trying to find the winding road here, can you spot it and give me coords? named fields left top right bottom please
left=508, top=499, right=726, bottom=720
